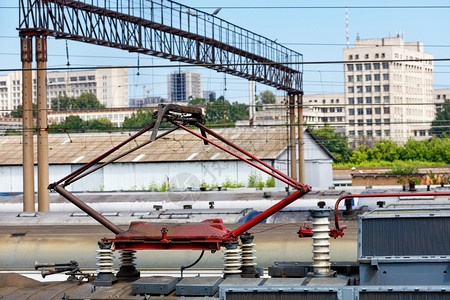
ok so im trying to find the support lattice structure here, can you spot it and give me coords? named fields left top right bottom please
left=18, top=0, right=303, bottom=94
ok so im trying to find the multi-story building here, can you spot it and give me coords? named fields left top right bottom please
left=343, top=37, right=434, bottom=145
left=434, top=88, right=450, bottom=110
left=167, top=71, right=202, bottom=102
left=0, top=67, right=128, bottom=116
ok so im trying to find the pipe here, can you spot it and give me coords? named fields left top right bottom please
left=53, top=185, right=123, bottom=235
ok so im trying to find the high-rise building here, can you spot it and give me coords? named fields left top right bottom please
left=167, top=71, right=202, bottom=102
left=0, top=67, right=128, bottom=116
left=343, top=37, right=434, bottom=145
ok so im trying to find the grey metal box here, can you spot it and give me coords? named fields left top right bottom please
left=176, top=276, right=222, bottom=296
left=132, top=276, right=180, bottom=295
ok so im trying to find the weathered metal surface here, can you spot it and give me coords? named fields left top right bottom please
left=132, top=276, right=180, bottom=295
left=175, top=276, right=221, bottom=296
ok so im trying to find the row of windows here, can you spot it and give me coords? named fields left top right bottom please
left=348, top=85, right=390, bottom=93
left=348, top=96, right=390, bottom=104
left=349, top=130, right=390, bottom=137
left=320, top=107, right=343, bottom=113
left=348, top=53, right=385, bottom=60
left=307, top=98, right=340, bottom=104
left=349, top=118, right=391, bottom=125
left=348, top=74, right=389, bottom=82
left=69, top=75, right=96, bottom=82
left=321, top=117, right=344, bottom=122
left=347, top=62, right=389, bottom=71
left=349, top=107, right=390, bottom=115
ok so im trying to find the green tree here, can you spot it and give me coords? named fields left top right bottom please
left=50, top=115, right=85, bottom=132
left=258, top=90, right=276, bottom=104
left=85, top=118, right=114, bottom=131
left=11, top=103, right=37, bottom=118
left=51, top=95, right=73, bottom=111
left=123, top=109, right=154, bottom=129
left=72, top=93, right=105, bottom=110
left=205, top=98, right=249, bottom=126
left=311, top=124, right=353, bottom=163
left=430, top=99, right=450, bottom=137
left=188, top=97, right=206, bottom=106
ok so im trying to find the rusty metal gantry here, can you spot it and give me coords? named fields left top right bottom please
left=19, top=0, right=303, bottom=93
left=18, top=0, right=304, bottom=211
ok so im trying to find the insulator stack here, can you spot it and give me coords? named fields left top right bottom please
left=223, top=242, right=242, bottom=278
left=241, top=242, right=256, bottom=268
left=240, top=233, right=260, bottom=278
left=311, top=204, right=333, bottom=277
left=93, top=241, right=117, bottom=286
left=116, top=250, right=140, bottom=281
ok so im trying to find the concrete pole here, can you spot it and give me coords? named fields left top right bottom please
left=297, top=94, right=305, bottom=183
left=36, top=36, right=49, bottom=212
left=248, top=80, right=256, bottom=126
left=289, top=94, right=297, bottom=181
left=21, top=36, right=35, bottom=212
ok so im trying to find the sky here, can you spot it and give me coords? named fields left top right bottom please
left=0, top=0, right=449, bottom=104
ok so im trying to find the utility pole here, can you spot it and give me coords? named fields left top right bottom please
left=36, top=36, right=49, bottom=212
left=297, top=93, right=305, bottom=183
left=21, top=35, right=35, bottom=212
left=289, top=94, right=297, bottom=181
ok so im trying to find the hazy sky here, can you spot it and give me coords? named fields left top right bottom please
left=1, top=0, right=449, bottom=103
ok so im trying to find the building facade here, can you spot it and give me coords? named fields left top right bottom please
left=167, top=71, right=202, bottom=102
left=0, top=67, right=128, bottom=116
left=343, top=37, right=434, bottom=145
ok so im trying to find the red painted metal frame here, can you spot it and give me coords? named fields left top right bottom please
left=333, top=192, right=450, bottom=236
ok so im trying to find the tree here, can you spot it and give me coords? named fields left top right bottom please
left=122, top=109, right=154, bottom=129
left=72, top=93, right=105, bottom=110
left=430, top=99, right=450, bottom=137
left=85, top=118, right=114, bottom=131
left=50, top=115, right=85, bottom=132
left=205, top=98, right=249, bottom=126
left=311, top=124, right=353, bottom=163
left=188, top=97, right=206, bottom=106
left=258, top=90, right=276, bottom=104
left=11, top=103, right=37, bottom=118
left=51, top=95, right=73, bottom=111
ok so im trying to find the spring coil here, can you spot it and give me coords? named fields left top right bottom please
left=223, top=248, right=242, bottom=276
left=96, top=248, right=115, bottom=274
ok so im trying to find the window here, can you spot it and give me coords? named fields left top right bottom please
left=376, top=130, right=382, bottom=136
left=364, top=63, right=371, bottom=70
left=383, top=85, right=390, bottom=92
left=357, top=97, right=363, bottom=104
left=374, top=74, right=380, bottom=81
left=373, top=63, right=380, bottom=70
left=88, top=75, right=95, bottom=80
left=336, top=99, right=339, bottom=103
left=330, top=117, right=335, bottom=122
left=349, top=55, right=353, bottom=60
left=382, top=62, right=389, bottom=69
left=355, top=55, right=359, bottom=59
left=365, top=86, right=372, bottom=92
left=374, top=96, right=381, bottom=103
left=321, top=108, right=328, bottom=113
left=349, top=109, right=355, bottom=115
left=358, top=130, right=363, bottom=136
left=329, top=107, right=335, bottom=113
left=384, top=96, right=390, bottom=103
left=419, top=130, right=426, bottom=136
left=70, top=77, right=77, bottom=82
left=322, top=117, right=328, bottom=122
left=384, top=130, right=390, bottom=136
left=356, top=64, right=362, bottom=71
left=337, top=107, right=343, bottom=112
left=383, top=74, right=389, bottom=80
left=79, top=76, right=86, bottom=81
left=414, top=130, right=418, bottom=136
left=375, top=119, right=381, bottom=125
left=347, top=64, right=354, bottom=71
left=357, top=108, right=364, bottom=115
left=349, top=131, right=355, bottom=136
left=348, top=75, right=354, bottom=82
left=367, top=130, right=373, bottom=136
left=349, top=120, right=355, bottom=125
left=348, top=86, right=354, bottom=93
left=348, top=97, right=355, bottom=104
left=358, top=119, right=364, bottom=126
left=381, top=53, right=385, bottom=58
left=375, top=53, right=379, bottom=58
left=384, top=118, right=390, bottom=124
left=365, top=74, right=372, bottom=81
left=384, top=107, right=390, bottom=114
left=375, top=107, right=381, bottom=114
left=366, top=108, right=372, bottom=114
left=357, top=86, right=363, bottom=93
left=49, top=78, right=56, bottom=83
left=366, top=97, right=372, bottom=104
left=365, top=54, right=369, bottom=59
left=357, top=75, right=362, bottom=82
left=374, top=85, right=381, bottom=92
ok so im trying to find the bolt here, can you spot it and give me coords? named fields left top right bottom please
left=209, top=201, right=215, bottom=209
left=377, top=201, right=385, bottom=208
left=153, top=205, right=162, bottom=211
left=317, top=201, right=326, bottom=208
left=183, top=204, right=192, bottom=210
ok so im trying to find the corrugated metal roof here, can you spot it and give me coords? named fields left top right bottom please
left=0, top=127, right=299, bottom=165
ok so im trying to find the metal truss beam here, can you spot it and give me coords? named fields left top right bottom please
left=19, top=0, right=303, bottom=94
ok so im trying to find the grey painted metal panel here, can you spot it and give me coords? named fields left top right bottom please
left=360, top=216, right=450, bottom=257
left=358, top=292, right=449, bottom=300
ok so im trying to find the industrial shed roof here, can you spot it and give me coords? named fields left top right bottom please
left=0, top=127, right=333, bottom=165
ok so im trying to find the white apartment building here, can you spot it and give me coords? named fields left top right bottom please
left=167, top=71, right=202, bottom=102
left=343, top=37, right=434, bottom=145
left=434, top=88, right=450, bottom=110
left=0, top=67, right=128, bottom=116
